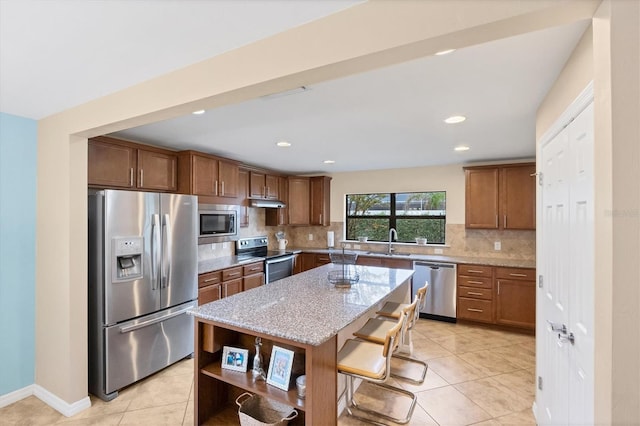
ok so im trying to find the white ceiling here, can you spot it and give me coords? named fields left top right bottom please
left=0, top=1, right=589, bottom=175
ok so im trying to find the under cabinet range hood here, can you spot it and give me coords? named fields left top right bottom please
left=250, top=199, right=286, bottom=208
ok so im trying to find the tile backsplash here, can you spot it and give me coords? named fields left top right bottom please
left=198, top=207, right=535, bottom=262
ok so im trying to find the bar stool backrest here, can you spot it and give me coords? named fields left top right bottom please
left=402, top=297, right=420, bottom=335
left=382, top=313, right=405, bottom=358
left=416, top=282, right=430, bottom=314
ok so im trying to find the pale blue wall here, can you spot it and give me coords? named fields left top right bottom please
left=0, top=112, right=37, bottom=395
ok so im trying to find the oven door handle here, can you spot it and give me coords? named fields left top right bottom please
left=266, top=255, right=296, bottom=264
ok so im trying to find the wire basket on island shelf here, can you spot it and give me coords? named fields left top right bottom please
left=327, top=269, right=360, bottom=288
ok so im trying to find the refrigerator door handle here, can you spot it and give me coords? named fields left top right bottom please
left=151, top=214, right=161, bottom=290
left=118, top=307, right=191, bottom=333
left=162, top=214, right=172, bottom=288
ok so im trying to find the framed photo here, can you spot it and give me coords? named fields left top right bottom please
left=266, top=346, right=294, bottom=391
left=221, top=346, right=249, bottom=372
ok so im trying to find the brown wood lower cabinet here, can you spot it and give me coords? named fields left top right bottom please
left=356, top=256, right=412, bottom=270
left=457, top=264, right=535, bottom=330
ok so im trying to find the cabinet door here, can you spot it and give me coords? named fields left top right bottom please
left=382, top=258, right=413, bottom=270
left=192, top=154, right=218, bottom=196
left=238, top=168, right=249, bottom=227
left=265, top=177, right=288, bottom=226
left=218, top=160, right=238, bottom=198
left=198, top=284, right=221, bottom=305
left=265, top=174, right=279, bottom=199
left=495, top=278, right=536, bottom=329
left=465, top=168, right=499, bottom=229
left=310, top=176, right=331, bottom=226
left=288, top=177, right=310, bottom=225
left=223, top=278, right=242, bottom=297
left=88, top=139, right=136, bottom=188
left=315, top=254, right=331, bottom=267
left=243, top=273, right=264, bottom=291
left=249, top=171, right=266, bottom=198
left=137, top=149, right=177, bottom=191
left=356, top=256, right=383, bottom=267
left=298, top=253, right=316, bottom=272
left=501, top=164, right=536, bottom=230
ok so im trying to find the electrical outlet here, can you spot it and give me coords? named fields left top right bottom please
left=308, top=234, right=313, bottom=241
left=222, top=242, right=228, bottom=249
left=354, top=244, right=361, bottom=249
left=494, top=241, right=501, bottom=251
left=434, top=248, right=443, bottom=254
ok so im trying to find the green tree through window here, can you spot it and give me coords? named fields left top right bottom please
left=345, top=192, right=446, bottom=244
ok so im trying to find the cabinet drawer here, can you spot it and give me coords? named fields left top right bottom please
left=198, top=271, right=222, bottom=288
left=198, top=284, right=221, bottom=305
left=458, top=298, right=493, bottom=323
left=458, top=264, right=493, bottom=277
left=243, top=262, right=264, bottom=275
left=458, top=286, right=492, bottom=300
left=315, top=254, right=331, bottom=265
left=222, top=267, right=243, bottom=281
left=457, top=276, right=492, bottom=289
left=495, top=267, right=535, bottom=281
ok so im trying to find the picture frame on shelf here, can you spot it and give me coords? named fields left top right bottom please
left=221, top=346, right=249, bottom=372
left=266, top=346, right=294, bottom=391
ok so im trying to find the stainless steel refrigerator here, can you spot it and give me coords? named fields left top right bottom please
left=88, top=189, right=198, bottom=401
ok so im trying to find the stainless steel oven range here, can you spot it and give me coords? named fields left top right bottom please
left=236, top=236, right=296, bottom=283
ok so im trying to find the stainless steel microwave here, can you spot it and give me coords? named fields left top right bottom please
left=198, top=206, right=237, bottom=241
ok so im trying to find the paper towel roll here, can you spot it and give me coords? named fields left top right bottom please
left=327, top=231, right=335, bottom=248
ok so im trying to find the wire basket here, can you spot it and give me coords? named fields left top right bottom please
left=236, top=393, right=298, bottom=426
left=327, top=269, right=360, bottom=288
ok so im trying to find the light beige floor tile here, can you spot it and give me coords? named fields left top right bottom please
left=454, top=377, right=533, bottom=418
left=182, top=399, right=194, bottom=426
left=156, top=357, right=194, bottom=379
left=409, top=337, right=453, bottom=361
left=345, top=381, right=417, bottom=423
left=457, top=349, right=522, bottom=376
left=394, top=364, right=449, bottom=393
left=426, top=355, right=485, bottom=384
left=416, top=385, right=492, bottom=425
left=491, top=343, right=536, bottom=369
left=125, top=373, right=193, bottom=411
left=55, top=413, right=124, bottom=425
left=119, top=402, right=187, bottom=426
left=0, top=396, right=65, bottom=425
left=471, top=419, right=504, bottom=426
left=491, top=370, right=537, bottom=401
left=430, top=333, right=495, bottom=354
left=494, top=407, right=537, bottom=425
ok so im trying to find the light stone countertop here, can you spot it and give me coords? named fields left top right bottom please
left=294, top=247, right=536, bottom=269
left=189, top=263, right=414, bottom=346
left=197, top=255, right=265, bottom=275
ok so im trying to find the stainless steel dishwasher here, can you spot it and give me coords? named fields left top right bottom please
left=412, top=261, right=457, bottom=322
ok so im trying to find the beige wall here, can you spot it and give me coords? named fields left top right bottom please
left=34, top=0, right=603, bottom=410
left=535, top=0, right=640, bottom=422
left=329, top=164, right=466, bottom=224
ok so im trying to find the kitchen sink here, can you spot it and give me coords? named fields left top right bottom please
left=365, top=251, right=413, bottom=257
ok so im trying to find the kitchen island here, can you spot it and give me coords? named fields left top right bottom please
left=189, top=263, right=414, bottom=425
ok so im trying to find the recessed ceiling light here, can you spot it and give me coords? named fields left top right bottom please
left=454, top=145, right=470, bottom=152
left=435, top=49, right=456, bottom=56
left=323, top=160, right=335, bottom=164
left=276, top=141, right=291, bottom=147
left=444, top=115, right=466, bottom=124
left=192, top=110, right=205, bottom=115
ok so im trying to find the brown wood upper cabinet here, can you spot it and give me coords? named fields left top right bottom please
left=238, top=168, right=250, bottom=227
left=288, top=177, right=310, bottom=225
left=464, top=163, right=536, bottom=230
left=265, top=176, right=289, bottom=226
left=88, top=136, right=177, bottom=191
left=250, top=171, right=279, bottom=199
left=177, top=151, right=239, bottom=200
left=310, top=176, right=331, bottom=226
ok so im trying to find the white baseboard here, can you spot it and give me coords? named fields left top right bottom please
left=33, top=385, right=91, bottom=417
left=0, top=385, right=36, bottom=408
left=1, top=384, right=91, bottom=417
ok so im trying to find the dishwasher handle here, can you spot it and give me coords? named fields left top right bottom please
left=413, top=261, right=456, bottom=269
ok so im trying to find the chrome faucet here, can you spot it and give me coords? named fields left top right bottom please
left=388, top=228, right=398, bottom=255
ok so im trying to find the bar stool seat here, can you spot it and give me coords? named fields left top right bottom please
left=338, top=314, right=417, bottom=425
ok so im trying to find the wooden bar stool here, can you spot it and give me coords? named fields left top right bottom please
left=354, top=296, right=428, bottom=384
left=337, top=314, right=417, bottom=425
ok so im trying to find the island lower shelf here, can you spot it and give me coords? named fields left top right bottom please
left=200, top=362, right=304, bottom=410
left=194, top=318, right=337, bottom=425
